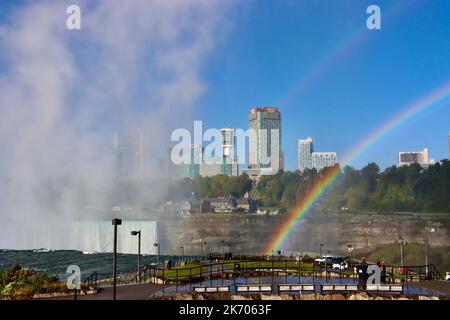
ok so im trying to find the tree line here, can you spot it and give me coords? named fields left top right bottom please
left=256, top=160, right=450, bottom=213
left=175, top=160, right=450, bottom=213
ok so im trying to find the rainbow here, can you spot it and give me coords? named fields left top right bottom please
left=265, top=80, right=450, bottom=254
left=278, top=1, right=419, bottom=106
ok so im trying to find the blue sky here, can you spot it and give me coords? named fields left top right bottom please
left=1, top=0, right=449, bottom=172
left=196, top=0, right=450, bottom=170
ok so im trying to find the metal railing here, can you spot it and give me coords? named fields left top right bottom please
left=82, top=271, right=98, bottom=288
left=144, top=259, right=359, bottom=293
left=88, top=260, right=444, bottom=291
left=380, top=264, right=444, bottom=283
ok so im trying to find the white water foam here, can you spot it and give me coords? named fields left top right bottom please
left=0, top=220, right=158, bottom=254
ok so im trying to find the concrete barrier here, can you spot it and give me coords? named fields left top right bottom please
left=194, top=285, right=230, bottom=293
left=366, top=284, right=403, bottom=293
left=236, top=285, right=272, bottom=293
left=321, top=284, right=358, bottom=292
left=279, top=284, right=315, bottom=292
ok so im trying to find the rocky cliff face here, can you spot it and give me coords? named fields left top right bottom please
left=157, top=212, right=450, bottom=255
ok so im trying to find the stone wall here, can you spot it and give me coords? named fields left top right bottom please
left=157, top=212, right=450, bottom=255
left=152, top=292, right=441, bottom=300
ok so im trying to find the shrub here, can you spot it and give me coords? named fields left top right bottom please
left=0, top=265, right=67, bottom=299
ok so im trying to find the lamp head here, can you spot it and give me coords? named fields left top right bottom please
left=112, top=218, right=122, bottom=225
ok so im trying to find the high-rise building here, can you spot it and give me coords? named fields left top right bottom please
left=159, top=146, right=181, bottom=179
left=220, top=128, right=235, bottom=159
left=178, top=144, right=204, bottom=178
left=220, top=128, right=239, bottom=176
left=248, top=107, right=283, bottom=172
left=298, top=137, right=314, bottom=172
left=398, top=148, right=432, bottom=168
left=182, top=130, right=238, bottom=178
left=297, top=136, right=337, bottom=172
left=189, top=144, right=202, bottom=177
left=200, top=160, right=222, bottom=177
left=311, top=152, right=337, bottom=171
left=113, top=132, right=144, bottom=180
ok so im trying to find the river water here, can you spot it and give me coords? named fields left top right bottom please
left=0, top=249, right=178, bottom=279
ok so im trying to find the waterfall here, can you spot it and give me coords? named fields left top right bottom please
left=0, top=220, right=158, bottom=254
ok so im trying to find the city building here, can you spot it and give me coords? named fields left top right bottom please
left=311, top=152, right=337, bottom=171
left=398, top=148, right=433, bottom=168
left=178, top=144, right=203, bottom=178
left=297, top=136, right=337, bottom=172
left=113, top=132, right=144, bottom=180
left=159, top=146, right=176, bottom=179
left=236, top=198, right=250, bottom=212
left=220, top=128, right=239, bottom=176
left=448, top=131, right=450, bottom=159
left=298, top=137, right=313, bottom=172
left=199, top=158, right=222, bottom=177
left=201, top=198, right=236, bottom=213
left=182, top=129, right=239, bottom=178
left=247, top=107, right=284, bottom=178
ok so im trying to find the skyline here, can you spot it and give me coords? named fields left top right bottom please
left=195, top=0, right=450, bottom=171
left=0, top=0, right=449, bottom=177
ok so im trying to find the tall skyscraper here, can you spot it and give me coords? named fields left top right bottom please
left=178, top=144, right=204, bottom=178
left=398, top=148, right=431, bottom=168
left=182, top=130, right=238, bottom=178
left=448, top=131, right=450, bottom=159
left=220, top=128, right=238, bottom=176
left=220, top=128, right=235, bottom=159
left=113, top=132, right=144, bottom=180
left=189, top=144, right=202, bottom=177
left=298, top=137, right=314, bottom=172
left=297, top=136, right=337, bottom=172
left=248, top=107, right=283, bottom=172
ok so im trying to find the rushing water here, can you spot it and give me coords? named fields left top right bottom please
left=0, top=220, right=158, bottom=254
left=0, top=249, right=183, bottom=280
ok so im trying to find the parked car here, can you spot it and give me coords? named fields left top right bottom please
left=314, top=256, right=333, bottom=265
left=314, top=256, right=348, bottom=270
left=331, top=257, right=348, bottom=270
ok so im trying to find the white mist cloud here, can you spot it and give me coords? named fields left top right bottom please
left=0, top=0, right=232, bottom=226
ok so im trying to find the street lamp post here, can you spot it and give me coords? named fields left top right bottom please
left=131, top=230, right=141, bottom=282
left=399, top=240, right=407, bottom=272
left=154, top=242, right=160, bottom=263
left=238, top=234, right=241, bottom=260
left=425, top=227, right=436, bottom=276
left=200, top=241, right=207, bottom=260
left=112, top=218, right=122, bottom=300
left=220, top=240, right=225, bottom=258
left=347, top=244, right=354, bottom=259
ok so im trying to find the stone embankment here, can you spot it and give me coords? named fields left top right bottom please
left=151, top=292, right=442, bottom=300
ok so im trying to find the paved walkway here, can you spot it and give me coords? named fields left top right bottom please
left=412, top=280, right=450, bottom=298
left=41, top=283, right=168, bottom=300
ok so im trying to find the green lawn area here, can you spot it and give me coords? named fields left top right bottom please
left=365, top=243, right=450, bottom=275
left=157, top=260, right=316, bottom=280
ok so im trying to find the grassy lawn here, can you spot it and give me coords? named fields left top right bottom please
left=157, top=260, right=317, bottom=280
left=365, top=243, right=450, bottom=275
